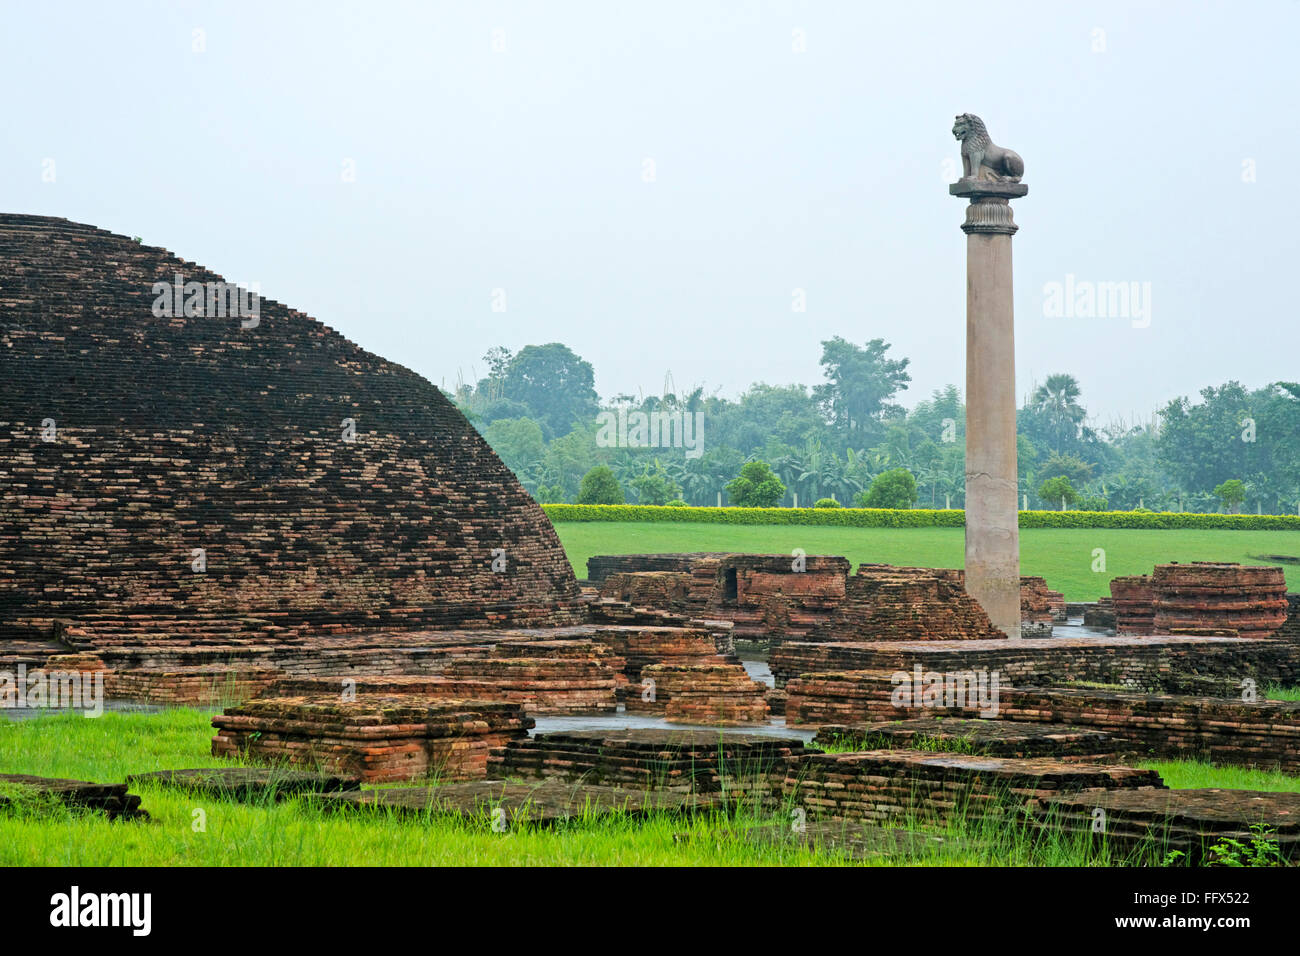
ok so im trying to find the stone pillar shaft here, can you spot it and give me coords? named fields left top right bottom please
left=952, top=180, right=1026, bottom=638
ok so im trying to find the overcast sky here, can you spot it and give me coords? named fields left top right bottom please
left=4, top=1, right=1296, bottom=428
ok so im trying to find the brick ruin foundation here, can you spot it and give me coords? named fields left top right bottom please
left=784, top=671, right=1300, bottom=774
left=769, top=633, right=1300, bottom=691
left=772, top=750, right=1162, bottom=827
left=812, top=718, right=1118, bottom=760
left=1152, top=562, right=1289, bottom=639
left=211, top=695, right=533, bottom=782
left=487, top=728, right=817, bottom=793
left=590, top=553, right=1067, bottom=643
left=627, top=662, right=770, bottom=725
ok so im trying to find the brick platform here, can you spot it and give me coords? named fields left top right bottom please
left=786, top=673, right=1300, bottom=773
left=487, top=728, right=819, bottom=793
left=1084, top=599, right=1116, bottom=629
left=773, top=750, right=1163, bottom=826
left=1032, top=788, right=1300, bottom=863
left=812, top=718, right=1119, bottom=760
left=105, top=665, right=280, bottom=706
left=769, top=634, right=1300, bottom=690
left=804, top=565, right=1004, bottom=642
left=211, top=695, right=533, bottom=782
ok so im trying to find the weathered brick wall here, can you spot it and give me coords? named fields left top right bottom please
left=805, top=565, right=1004, bottom=643
left=770, top=634, right=1300, bottom=689
left=0, top=215, right=582, bottom=644
left=586, top=553, right=726, bottom=585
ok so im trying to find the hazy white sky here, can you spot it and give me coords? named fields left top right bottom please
left=4, top=1, right=1296, bottom=426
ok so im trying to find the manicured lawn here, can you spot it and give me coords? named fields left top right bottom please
left=553, top=523, right=1300, bottom=601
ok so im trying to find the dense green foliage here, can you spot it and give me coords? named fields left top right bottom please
left=451, top=339, right=1300, bottom=516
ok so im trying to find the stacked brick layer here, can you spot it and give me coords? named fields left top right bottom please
left=0, top=214, right=581, bottom=645
left=211, top=694, right=533, bottom=782
left=812, top=718, right=1119, bottom=760
left=628, top=662, right=770, bottom=725
left=1152, top=562, right=1288, bottom=640
left=785, top=673, right=1300, bottom=774
left=487, top=728, right=819, bottom=792
left=590, top=625, right=721, bottom=681
left=106, top=665, right=279, bottom=706
left=1031, top=788, right=1300, bottom=863
left=773, top=750, right=1162, bottom=826
left=1109, top=575, right=1155, bottom=635
left=806, top=565, right=1004, bottom=643
left=769, top=634, right=1300, bottom=691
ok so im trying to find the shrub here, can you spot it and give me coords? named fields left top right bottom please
left=814, top=498, right=842, bottom=509
left=542, top=503, right=1300, bottom=530
left=576, top=465, right=624, bottom=505
left=725, top=460, right=786, bottom=508
left=858, top=468, right=917, bottom=509
left=664, top=499, right=688, bottom=507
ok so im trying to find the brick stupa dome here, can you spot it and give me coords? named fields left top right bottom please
left=0, top=214, right=583, bottom=644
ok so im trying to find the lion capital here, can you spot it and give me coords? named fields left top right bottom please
left=952, top=113, right=1024, bottom=183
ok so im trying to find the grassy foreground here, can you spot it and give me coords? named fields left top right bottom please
left=2, top=709, right=1295, bottom=867
left=553, top=523, right=1300, bottom=601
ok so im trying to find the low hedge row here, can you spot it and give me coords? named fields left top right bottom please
left=541, top=503, right=1300, bottom=530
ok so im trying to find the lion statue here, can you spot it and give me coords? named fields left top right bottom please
left=952, top=113, right=1024, bottom=183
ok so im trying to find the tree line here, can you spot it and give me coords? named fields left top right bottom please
left=445, top=341, right=1300, bottom=513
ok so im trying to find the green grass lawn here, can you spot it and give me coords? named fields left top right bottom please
left=553, top=523, right=1300, bottom=601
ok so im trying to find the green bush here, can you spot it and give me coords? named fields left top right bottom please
left=814, top=498, right=842, bottom=509
left=575, top=465, right=624, bottom=505
left=542, top=503, right=1300, bottom=530
left=664, top=499, right=688, bottom=507
left=858, top=468, right=917, bottom=509
left=725, top=460, right=786, bottom=508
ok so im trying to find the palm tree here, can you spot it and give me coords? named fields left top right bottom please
left=1031, top=373, right=1086, bottom=453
